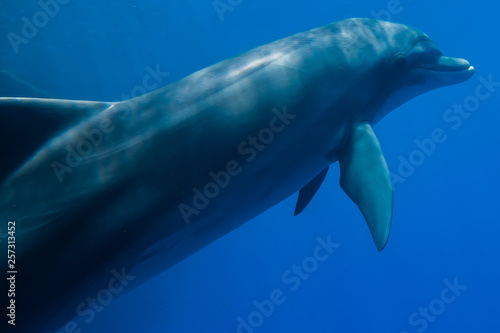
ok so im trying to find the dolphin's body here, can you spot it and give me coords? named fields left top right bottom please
left=0, top=18, right=473, bottom=331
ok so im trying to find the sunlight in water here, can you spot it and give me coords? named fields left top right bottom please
left=228, top=52, right=284, bottom=78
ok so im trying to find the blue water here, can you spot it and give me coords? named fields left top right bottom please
left=1, top=1, right=499, bottom=332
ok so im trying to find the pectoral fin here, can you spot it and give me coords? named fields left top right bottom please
left=294, top=167, right=329, bottom=216
left=338, top=122, right=393, bottom=251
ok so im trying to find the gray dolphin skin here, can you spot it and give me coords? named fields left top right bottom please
left=0, top=18, right=474, bottom=331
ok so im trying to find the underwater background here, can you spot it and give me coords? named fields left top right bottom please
left=1, top=0, right=499, bottom=332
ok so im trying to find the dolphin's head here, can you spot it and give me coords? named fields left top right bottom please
left=343, top=19, right=475, bottom=122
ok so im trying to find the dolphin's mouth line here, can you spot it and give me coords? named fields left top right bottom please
left=419, top=56, right=474, bottom=73
left=408, top=54, right=475, bottom=86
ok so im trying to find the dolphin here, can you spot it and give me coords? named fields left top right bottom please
left=0, top=18, right=474, bottom=332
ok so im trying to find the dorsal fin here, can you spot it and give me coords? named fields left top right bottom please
left=0, top=97, right=112, bottom=183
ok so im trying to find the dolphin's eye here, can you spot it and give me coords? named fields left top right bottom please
left=421, top=48, right=443, bottom=62
left=394, top=55, right=408, bottom=67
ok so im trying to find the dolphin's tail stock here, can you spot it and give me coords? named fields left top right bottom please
left=0, top=97, right=114, bottom=332
left=0, top=97, right=112, bottom=184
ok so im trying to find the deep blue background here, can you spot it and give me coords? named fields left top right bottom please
left=1, top=0, right=499, bottom=332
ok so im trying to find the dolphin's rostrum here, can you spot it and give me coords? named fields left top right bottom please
left=0, top=18, right=474, bottom=331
